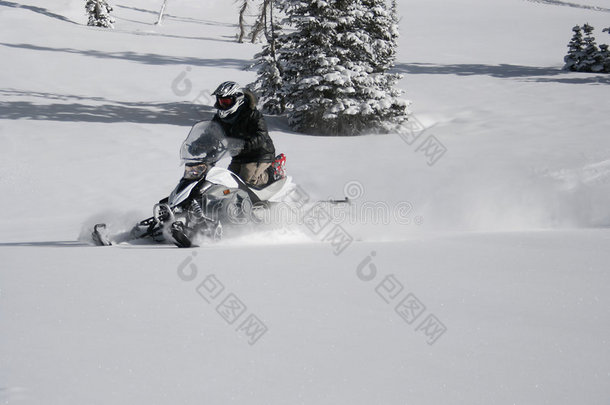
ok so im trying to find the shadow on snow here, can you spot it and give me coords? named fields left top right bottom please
left=0, top=90, right=215, bottom=125
left=393, top=62, right=564, bottom=78
left=524, top=0, right=610, bottom=13
left=114, top=4, right=238, bottom=27
left=0, top=0, right=78, bottom=24
left=0, top=42, right=251, bottom=68
left=393, top=62, right=610, bottom=85
left=0, top=241, right=89, bottom=248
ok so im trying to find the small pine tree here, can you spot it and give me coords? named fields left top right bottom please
left=564, top=25, right=584, bottom=71
left=86, top=0, right=115, bottom=28
left=565, top=24, right=610, bottom=73
left=581, top=23, right=601, bottom=72
left=597, top=44, right=610, bottom=73
left=598, top=28, right=610, bottom=73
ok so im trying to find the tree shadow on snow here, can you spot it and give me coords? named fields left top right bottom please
left=114, top=4, right=238, bottom=27
left=0, top=101, right=214, bottom=125
left=0, top=0, right=78, bottom=24
left=393, top=62, right=564, bottom=78
left=0, top=90, right=215, bottom=125
left=0, top=241, right=90, bottom=248
left=0, top=43, right=251, bottom=68
left=524, top=0, right=610, bottom=13
left=0, top=241, right=182, bottom=249
left=527, top=75, right=610, bottom=85
left=116, top=30, right=236, bottom=44
left=393, top=62, right=610, bottom=85
left=0, top=89, right=298, bottom=130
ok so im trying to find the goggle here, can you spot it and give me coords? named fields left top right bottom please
left=217, top=96, right=235, bottom=110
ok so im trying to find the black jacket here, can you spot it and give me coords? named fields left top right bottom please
left=212, top=93, right=275, bottom=163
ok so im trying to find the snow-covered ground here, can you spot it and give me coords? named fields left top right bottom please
left=1, top=1, right=609, bottom=404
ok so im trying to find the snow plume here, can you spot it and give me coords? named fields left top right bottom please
left=411, top=161, right=610, bottom=233
left=536, top=160, right=610, bottom=227
left=286, top=130, right=610, bottom=236
left=299, top=157, right=610, bottom=237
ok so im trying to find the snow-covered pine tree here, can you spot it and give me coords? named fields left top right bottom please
left=351, top=0, right=408, bottom=132
left=581, top=23, right=600, bottom=72
left=251, top=39, right=285, bottom=114
left=390, top=0, right=400, bottom=50
left=564, top=25, right=584, bottom=71
left=564, top=24, right=610, bottom=73
left=599, top=44, right=610, bottom=73
left=599, top=28, right=610, bottom=73
left=276, top=0, right=346, bottom=134
left=590, top=45, right=609, bottom=72
left=354, top=0, right=398, bottom=71
left=86, top=0, right=115, bottom=28
left=278, top=0, right=408, bottom=136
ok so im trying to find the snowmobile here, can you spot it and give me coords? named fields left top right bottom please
left=92, top=120, right=293, bottom=248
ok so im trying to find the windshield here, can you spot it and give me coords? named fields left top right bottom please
left=179, top=121, right=243, bottom=164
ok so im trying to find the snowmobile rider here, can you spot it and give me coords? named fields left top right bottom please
left=211, top=81, right=276, bottom=188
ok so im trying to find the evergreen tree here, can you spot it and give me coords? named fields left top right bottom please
left=581, top=23, right=601, bottom=72
left=597, top=44, right=610, bottom=73
left=277, top=0, right=409, bottom=136
left=564, top=25, right=584, bottom=71
left=351, top=0, right=407, bottom=132
left=564, top=24, right=610, bottom=73
left=86, top=0, right=115, bottom=28
left=593, top=28, right=610, bottom=73
left=251, top=38, right=286, bottom=114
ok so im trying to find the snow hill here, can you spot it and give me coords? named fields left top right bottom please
left=1, top=1, right=609, bottom=404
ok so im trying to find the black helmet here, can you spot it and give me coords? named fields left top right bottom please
left=212, top=81, right=245, bottom=119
